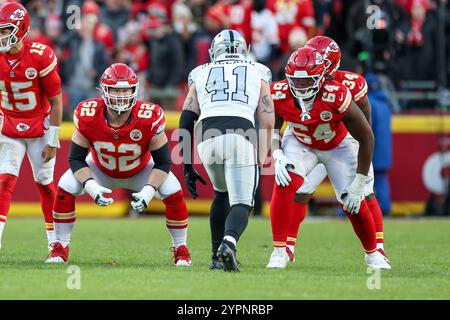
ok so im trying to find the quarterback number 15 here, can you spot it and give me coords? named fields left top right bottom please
left=0, top=81, right=37, bottom=111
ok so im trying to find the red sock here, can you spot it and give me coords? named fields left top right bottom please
left=36, top=182, right=56, bottom=231
left=286, top=202, right=307, bottom=247
left=163, top=190, right=188, bottom=230
left=270, top=173, right=304, bottom=248
left=0, top=174, right=18, bottom=223
left=367, top=197, right=384, bottom=248
left=342, top=200, right=377, bottom=253
left=53, top=187, right=76, bottom=223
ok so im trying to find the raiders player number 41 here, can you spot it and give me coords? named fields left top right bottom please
left=179, top=29, right=275, bottom=272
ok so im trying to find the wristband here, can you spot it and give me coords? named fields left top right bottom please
left=82, top=178, right=94, bottom=189
left=46, top=126, right=61, bottom=148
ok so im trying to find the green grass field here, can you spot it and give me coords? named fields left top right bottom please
left=0, top=217, right=449, bottom=300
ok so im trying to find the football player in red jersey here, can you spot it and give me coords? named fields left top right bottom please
left=284, top=36, right=387, bottom=263
left=46, top=63, right=192, bottom=266
left=266, top=46, right=391, bottom=270
left=0, top=2, right=62, bottom=251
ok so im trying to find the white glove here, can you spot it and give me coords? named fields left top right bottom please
left=273, top=149, right=295, bottom=187
left=341, top=174, right=367, bottom=214
left=83, top=179, right=114, bottom=207
left=131, top=185, right=156, bottom=212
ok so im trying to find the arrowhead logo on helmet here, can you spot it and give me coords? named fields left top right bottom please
left=9, top=9, right=25, bottom=21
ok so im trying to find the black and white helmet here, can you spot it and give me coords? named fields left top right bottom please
left=209, top=29, right=248, bottom=62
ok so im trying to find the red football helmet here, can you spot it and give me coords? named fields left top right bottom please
left=0, top=2, right=30, bottom=53
left=285, top=47, right=326, bottom=100
left=100, top=63, right=139, bottom=114
left=305, top=36, right=341, bottom=75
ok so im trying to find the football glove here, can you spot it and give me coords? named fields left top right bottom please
left=131, top=185, right=156, bottom=212
left=184, top=165, right=206, bottom=199
left=83, top=179, right=114, bottom=207
left=273, top=149, right=295, bottom=187
left=341, top=174, right=367, bottom=214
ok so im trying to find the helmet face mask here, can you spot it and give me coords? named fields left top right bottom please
left=0, top=3, right=30, bottom=53
left=101, top=83, right=139, bottom=114
left=286, top=73, right=323, bottom=100
left=0, top=24, right=19, bottom=52
left=285, top=47, right=326, bottom=101
left=209, top=29, right=248, bottom=62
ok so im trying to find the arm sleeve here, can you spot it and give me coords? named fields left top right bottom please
left=179, top=110, right=199, bottom=169
left=68, top=141, right=89, bottom=174
left=151, top=142, right=171, bottom=173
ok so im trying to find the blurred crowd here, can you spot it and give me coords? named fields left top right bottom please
left=18, top=0, right=450, bottom=116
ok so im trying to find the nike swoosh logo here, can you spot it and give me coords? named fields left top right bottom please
left=49, top=52, right=54, bottom=59
left=339, top=93, right=344, bottom=101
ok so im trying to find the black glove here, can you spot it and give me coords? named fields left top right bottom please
left=184, top=164, right=206, bottom=199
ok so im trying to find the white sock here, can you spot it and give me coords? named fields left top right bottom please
left=46, top=229, right=56, bottom=245
left=55, top=222, right=74, bottom=247
left=287, top=245, right=295, bottom=253
left=0, top=221, right=5, bottom=249
left=168, top=227, right=187, bottom=248
left=376, top=243, right=384, bottom=251
left=223, top=235, right=236, bottom=247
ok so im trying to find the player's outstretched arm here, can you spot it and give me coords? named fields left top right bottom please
left=130, top=132, right=172, bottom=212
left=179, top=84, right=205, bottom=199
left=256, top=80, right=275, bottom=168
left=341, top=102, right=374, bottom=214
left=41, top=93, right=63, bottom=163
left=69, top=129, right=113, bottom=207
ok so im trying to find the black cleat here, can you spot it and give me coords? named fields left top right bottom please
left=209, top=253, right=224, bottom=270
left=217, top=242, right=239, bottom=272
left=209, top=258, right=224, bottom=270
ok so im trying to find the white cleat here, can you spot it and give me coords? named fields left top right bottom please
left=45, top=256, right=66, bottom=264
left=365, top=250, right=391, bottom=270
left=266, top=247, right=290, bottom=269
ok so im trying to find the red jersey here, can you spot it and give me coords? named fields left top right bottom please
left=267, top=0, right=315, bottom=53
left=0, top=41, right=60, bottom=138
left=272, top=79, right=352, bottom=150
left=225, top=1, right=253, bottom=45
left=74, top=99, right=166, bottom=179
left=333, top=70, right=368, bottom=105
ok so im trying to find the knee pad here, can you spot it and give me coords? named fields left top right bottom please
left=58, top=170, right=83, bottom=196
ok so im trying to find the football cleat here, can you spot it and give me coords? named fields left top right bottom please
left=217, top=241, right=239, bottom=272
left=171, top=245, right=192, bottom=267
left=209, top=253, right=224, bottom=270
left=45, top=242, right=69, bottom=264
left=365, top=250, right=391, bottom=270
left=286, top=246, right=295, bottom=263
left=266, top=247, right=290, bottom=269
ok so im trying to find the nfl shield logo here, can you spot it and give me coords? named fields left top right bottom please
left=320, top=111, right=333, bottom=121
left=25, top=68, right=38, bottom=80
left=130, top=129, right=142, bottom=141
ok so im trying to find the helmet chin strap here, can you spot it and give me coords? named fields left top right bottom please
left=297, top=97, right=312, bottom=121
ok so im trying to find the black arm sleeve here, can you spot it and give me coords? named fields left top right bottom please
left=179, top=110, right=199, bottom=170
left=151, top=142, right=172, bottom=173
left=68, top=141, right=89, bottom=174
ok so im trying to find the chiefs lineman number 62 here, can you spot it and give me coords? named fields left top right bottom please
left=0, top=3, right=63, bottom=252
left=46, top=63, right=192, bottom=266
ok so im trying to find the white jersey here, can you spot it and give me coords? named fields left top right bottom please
left=189, top=59, right=272, bottom=125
